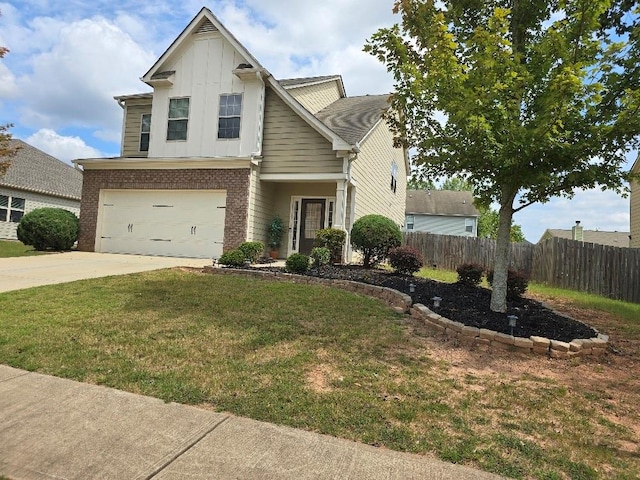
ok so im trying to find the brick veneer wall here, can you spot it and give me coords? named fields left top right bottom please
left=78, top=168, right=250, bottom=253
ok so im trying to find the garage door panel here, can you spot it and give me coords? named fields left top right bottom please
left=98, top=190, right=227, bottom=259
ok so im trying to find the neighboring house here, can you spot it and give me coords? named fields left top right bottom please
left=404, top=189, right=479, bottom=237
left=74, top=8, right=407, bottom=260
left=631, top=157, right=640, bottom=248
left=539, top=222, right=631, bottom=248
left=1, top=140, right=82, bottom=240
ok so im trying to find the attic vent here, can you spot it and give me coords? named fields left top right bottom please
left=195, top=19, right=218, bottom=34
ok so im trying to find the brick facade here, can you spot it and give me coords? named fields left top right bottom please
left=78, top=168, right=250, bottom=253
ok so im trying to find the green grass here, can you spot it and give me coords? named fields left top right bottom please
left=0, top=239, right=45, bottom=258
left=0, top=269, right=638, bottom=479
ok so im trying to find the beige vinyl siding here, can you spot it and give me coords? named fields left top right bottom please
left=246, top=164, right=275, bottom=247
left=631, top=164, right=640, bottom=247
left=122, top=101, right=152, bottom=158
left=287, top=81, right=342, bottom=114
left=261, top=88, right=343, bottom=175
left=0, top=187, right=80, bottom=240
left=350, top=120, right=407, bottom=226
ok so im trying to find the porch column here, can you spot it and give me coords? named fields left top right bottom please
left=334, top=180, right=348, bottom=231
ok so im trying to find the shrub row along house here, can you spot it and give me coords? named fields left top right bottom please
left=0, top=140, right=82, bottom=240
left=73, top=8, right=408, bottom=261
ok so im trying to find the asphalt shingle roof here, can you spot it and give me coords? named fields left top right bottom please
left=406, top=189, right=480, bottom=216
left=314, top=95, right=391, bottom=145
left=279, top=75, right=341, bottom=87
left=0, top=140, right=83, bottom=200
left=541, top=229, right=630, bottom=248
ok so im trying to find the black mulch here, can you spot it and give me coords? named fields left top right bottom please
left=248, top=264, right=597, bottom=343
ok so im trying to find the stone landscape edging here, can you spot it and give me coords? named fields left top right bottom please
left=202, top=266, right=608, bottom=359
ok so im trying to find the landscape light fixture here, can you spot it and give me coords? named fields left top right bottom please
left=432, top=296, right=442, bottom=308
left=507, top=315, right=518, bottom=336
left=409, top=283, right=415, bottom=293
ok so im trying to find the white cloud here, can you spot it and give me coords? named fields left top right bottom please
left=12, top=16, right=154, bottom=140
left=0, top=60, right=16, bottom=97
left=26, top=128, right=101, bottom=163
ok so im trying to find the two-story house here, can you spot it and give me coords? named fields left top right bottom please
left=74, top=7, right=408, bottom=260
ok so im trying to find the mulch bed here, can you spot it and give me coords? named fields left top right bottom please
left=248, top=264, right=597, bottom=343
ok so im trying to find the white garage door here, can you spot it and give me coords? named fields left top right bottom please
left=97, top=190, right=226, bottom=259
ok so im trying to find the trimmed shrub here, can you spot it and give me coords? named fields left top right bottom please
left=456, top=263, right=484, bottom=287
left=350, top=214, right=402, bottom=268
left=17, top=207, right=79, bottom=251
left=388, top=246, right=424, bottom=275
left=487, top=269, right=530, bottom=299
left=218, top=249, right=247, bottom=267
left=314, top=228, right=346, bottom=263
left=285, top=253, right=310, bottom=274
left=238, top=241, right=264, bottom=264
left=310, top=247, right=331, bottom=268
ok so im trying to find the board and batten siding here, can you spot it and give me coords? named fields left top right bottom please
left=631, top=169, right=640, bottom=248
left=261, top=88, right=343, bottom=175
left=148, top=32, right=264, bottom=159
left=286, top=81, right=342, bottom=114
left=122, top=102, right=152, bottom=158
left=350, top=119, right=407, bottom=226
left=0, top=187, right=80, bottom=240
left=407, top=215, right=477, bottom=237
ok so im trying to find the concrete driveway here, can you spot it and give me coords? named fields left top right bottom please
left=0, top=251, right=211, bottom=293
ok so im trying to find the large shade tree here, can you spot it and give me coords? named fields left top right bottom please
left=0, top=11, right=17, bottom=178
left=366, top=0, right=640, bottom=312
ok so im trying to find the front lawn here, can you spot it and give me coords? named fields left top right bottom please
left=0, top=269, right=638, bottom=479
left=0, top=239, right=45, bottom=258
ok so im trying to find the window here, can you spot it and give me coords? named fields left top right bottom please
left=218, top=94, right=242, bottom=139
left=140, top=114, right=151, bottom=151
left=167, top=97, right=189, bottom=141
left=465, top=218, right=474, bottom=233
left=406, top=215, right=414, bottom=230
left=390, top=161, right=398, bottom=193
left=0, top=195, right=25, bottom=223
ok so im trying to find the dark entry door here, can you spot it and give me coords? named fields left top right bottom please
left=299, top=199, right=325, bottom=254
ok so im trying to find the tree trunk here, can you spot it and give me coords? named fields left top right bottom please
left=489, top=203, right=514, bottom=313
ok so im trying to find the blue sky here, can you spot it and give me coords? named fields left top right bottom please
left=0, top=0, right=635, bottom=243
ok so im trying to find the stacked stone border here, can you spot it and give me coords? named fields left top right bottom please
left=202, top=266, right=609, bottom=359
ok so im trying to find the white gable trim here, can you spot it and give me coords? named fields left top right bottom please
left=142, top=7, right=264, bottom=85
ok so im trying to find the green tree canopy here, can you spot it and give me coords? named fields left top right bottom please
left=0, top=12, right=17, bottom=178
left=366, top=0, right=639, bottom=312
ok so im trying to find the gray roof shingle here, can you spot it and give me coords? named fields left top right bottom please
left=279, top=75, right=341, bottom=87
left=0, top=140, right=83, bottom=200
left=406, top=190, right=480, bottom=216
left=540, top=229, right=630, bottom=248
left=314, top=95, right=391, bottom=145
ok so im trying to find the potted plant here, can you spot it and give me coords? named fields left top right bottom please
left=267, top=215, right=284, bottom=259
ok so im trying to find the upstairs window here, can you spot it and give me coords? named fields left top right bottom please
left=406, top=215, right=415, bottom=230
left=465, top=218, right=474, bottom=233
left=0, top=195, right=25, bottom=223
left=140, top=114, right=151, bottom=152
left=167, top=97, right=189, bottom=141
left=390, top=161, right=398, bottom=193
left=218, top=94, right=242, bottom=139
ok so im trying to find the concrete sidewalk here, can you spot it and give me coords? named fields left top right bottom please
left=0, top=365, right=504, bottom=480
left=0, top=252, right=211, bottom=293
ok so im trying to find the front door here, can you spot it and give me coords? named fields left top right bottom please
left=299, top=199, right=326, bottom=254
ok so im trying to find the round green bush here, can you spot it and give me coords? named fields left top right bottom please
left=285, top=253, right=310, bottom=274
left=310, top=247, right=331, bottom=268
left=238, top=241, right=264, bottom=263
left=389, top=246, right=424, bottom=275
left=17, top=207, right=79, bottom=251
left=313, top=228, right=346, bottom=263
left=218, top=249, right=247, bottom=267
left=350, top=214, right=402, bottom=268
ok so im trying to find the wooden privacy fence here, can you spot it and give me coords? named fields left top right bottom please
left=403, top=232, right=640, bottom=303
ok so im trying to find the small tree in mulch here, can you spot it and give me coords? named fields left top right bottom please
left=350, top=214, right=402, bottom=268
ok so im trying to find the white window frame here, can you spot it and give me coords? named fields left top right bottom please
left=217, top=93, right=243, bottom=139
left=406, top=215, right=415, bottom=231
left=139, top=113, right=151, bottom=152
left=0, top=194, right=25, bottom=223
left=288, top=196, right=336, bottom=255
left=167, top=97, right=190, bottom=141
left=465, top=218, right=474, bottom=234
left=390, top=161, right=398, bottom=194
